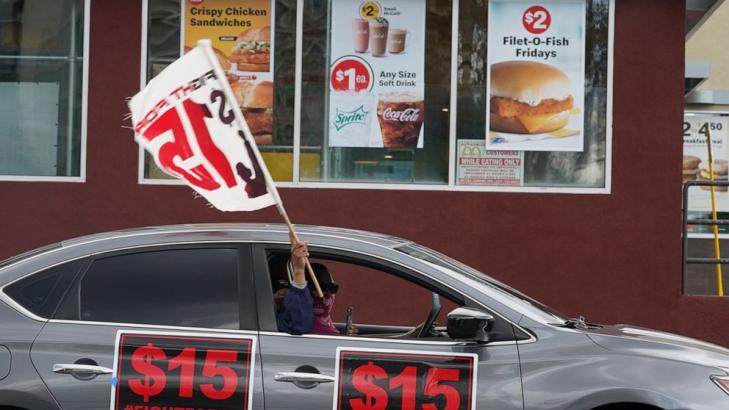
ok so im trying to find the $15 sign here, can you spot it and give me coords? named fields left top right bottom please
left=336, top=350, right=477, bottom=410
left=114, top=333, right=255, bottom=410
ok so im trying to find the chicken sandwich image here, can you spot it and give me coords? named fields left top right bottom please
left=232, top=80, right=273, bottom=145
left=230, top=26, right=271, bottom=72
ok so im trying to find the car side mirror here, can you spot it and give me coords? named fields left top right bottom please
left=446, top=307, right=494, bottom=343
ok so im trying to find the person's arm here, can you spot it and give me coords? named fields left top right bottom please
left=277, top=283, right=313, bottom=335
left=290, top=236, right=308, bottom=285
left=276, top=236, right=313, bottom=335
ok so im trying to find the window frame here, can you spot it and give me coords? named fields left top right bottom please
left=53, top=243, right=259, bottom=331
left=2, top=258, right=88, bottom=319
left=0, top=0, right=90, bottom=182
left=251, top=242, right=528, bottom=343
left=138, top=0, right=613, bottom=194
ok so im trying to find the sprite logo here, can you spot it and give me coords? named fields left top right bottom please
left=334, top=105, right=368, bottom=131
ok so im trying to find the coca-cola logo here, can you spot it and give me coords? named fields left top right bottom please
left=382, top=107, right=420, bottom=122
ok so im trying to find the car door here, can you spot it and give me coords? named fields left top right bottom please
left=253, top=244, right=524, bottom=410
left=29, top=244, right=266, bottom=410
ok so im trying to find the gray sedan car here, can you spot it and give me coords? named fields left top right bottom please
left=1, top=224, right=728, bottom=410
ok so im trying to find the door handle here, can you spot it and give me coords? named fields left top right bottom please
left=53, top=363, right=113, bottom=375
left=274, top=372, right=335, bottom=384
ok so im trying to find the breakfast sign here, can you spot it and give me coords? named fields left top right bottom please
left=683, top=113, right=729, bottom=236
left=486, top=0, right=586, bottom=152
left=182, top=0, right=275, bottom=145
left=327, top=0, right=426, bottom=148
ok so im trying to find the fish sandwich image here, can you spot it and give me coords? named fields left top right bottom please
left=489, top=61, right=574, bottom=135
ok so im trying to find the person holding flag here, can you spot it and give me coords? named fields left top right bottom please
left=128, top=39, right=323, bottom=297
left=274, top=235, right=314, bottom=335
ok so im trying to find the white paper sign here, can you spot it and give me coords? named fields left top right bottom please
left=457, top=140, right=523, bottom=186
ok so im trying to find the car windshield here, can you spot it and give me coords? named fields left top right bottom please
left=395, top=243, right=567, bottom=323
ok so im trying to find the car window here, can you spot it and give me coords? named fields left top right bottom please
left=311, top=259, right=457, bottom=329
left=396, top=243, right=567, bottom=323
left=55, top=248, right=245, bottom=330
left=266, top=250, right=516, bottom=341
left=3, top=258, right=84, bottom=318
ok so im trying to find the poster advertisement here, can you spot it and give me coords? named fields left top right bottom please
left=486, top=0, right=586, bottom=152
left=683, top=113, right=729, bottom=235
left=457, top=140, right=522, bottom=186
left=328, top=0, right=426, bottom=148
left=182, top=0, right=275, bottom=145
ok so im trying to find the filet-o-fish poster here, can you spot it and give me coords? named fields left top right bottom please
left=328, top=0, right=426, bottom=148
left=182, top=0, right=275, bottom=145
left=486, top=0, right=586, bottom=152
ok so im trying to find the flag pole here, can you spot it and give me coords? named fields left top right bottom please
left=197, top=39, right=323, bottom=297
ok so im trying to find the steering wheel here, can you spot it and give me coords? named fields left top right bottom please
left=417, top=292, right=442, bottom=338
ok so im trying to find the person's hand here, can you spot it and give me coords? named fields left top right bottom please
left=290, top=232, right=309, bottom=284
left=346, top=325, right=359, bottom=336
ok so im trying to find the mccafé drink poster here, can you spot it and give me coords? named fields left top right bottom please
left=486, top=0, right=586, bottom=152
left=182, top=0, right=276, bottom=145
left=328, top=0, right=426, bottom=148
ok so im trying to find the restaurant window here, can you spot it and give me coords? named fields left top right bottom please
left=141, top=0, right=612, bottom=192
left=299, top=0, right=451, bottom=184
left=143, top=0, right=296, bottom=182
left=456, top=0, right=610, bottom=189
left=60, top=248, right=242, bottom=329
left=0, top=0, right=87, bottom=179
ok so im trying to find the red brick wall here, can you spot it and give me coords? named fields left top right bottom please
left=4, top=1, right=725, bottom=345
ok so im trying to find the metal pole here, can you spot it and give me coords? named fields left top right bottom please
left=66, top=0, right=78, bottom=176
left=704, top=125, right=724, bottom=296
left=322, top=0, right=332, bottom=181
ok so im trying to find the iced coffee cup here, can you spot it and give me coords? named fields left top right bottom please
left=369, top=17, right=389, bottom=57
left=352, top=18, right=369, bottom=53
left=376, top=92, right=425, bottom=148
left=387, top=29, right=407, bottom=54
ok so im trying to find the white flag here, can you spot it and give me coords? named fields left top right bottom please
left=129, top=41, right=279, bottom=212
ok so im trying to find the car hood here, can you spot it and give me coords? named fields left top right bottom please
left=585, top=324, right=729, bottom=371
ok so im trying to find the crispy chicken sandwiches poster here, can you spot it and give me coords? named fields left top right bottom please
left=486, top=0, right=586, bottom=152
left=328, top=0, right=426, bottom=148
left=182, top=0, right=275, bottom=145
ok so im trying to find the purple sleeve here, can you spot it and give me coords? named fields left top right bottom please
left=277, top=286, right=313, bottom=335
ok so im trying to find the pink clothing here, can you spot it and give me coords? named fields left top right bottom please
left=312, top=292, right=340, bottom=335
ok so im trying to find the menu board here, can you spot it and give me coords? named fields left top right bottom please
left=328, top=0, right=426, bottom=148
left=182, top=0, right=275, bottom=145
left=683, top=113, right=729, bottom=236
left=486, top=0, right=586, bottom=152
